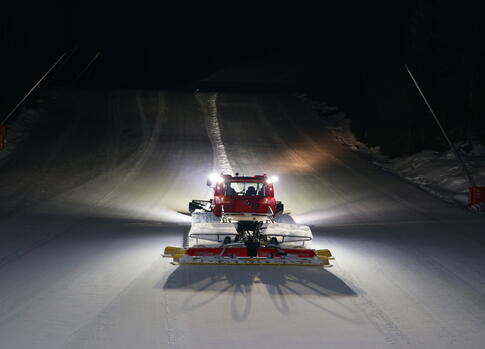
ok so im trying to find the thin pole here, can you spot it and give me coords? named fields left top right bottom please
left=52, top=46, right=78, bottom=80
left=1, top=52, right=67, bottom=126
left=73, top=51, right=101, bottom=85
left=405, top=64, right=476, bottom=187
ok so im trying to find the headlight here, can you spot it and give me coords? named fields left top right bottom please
left=208, top=173, right=219, bottom=182
left=267, top=175, right=279, bottom=184
left=208, top=173, right=224, bottom=186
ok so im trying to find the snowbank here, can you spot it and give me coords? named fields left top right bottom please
left=0, top=107, right=43, bottom=165
left=299, top=94, right=485, bottom=210
left=386, top=144, right=485, bottom=206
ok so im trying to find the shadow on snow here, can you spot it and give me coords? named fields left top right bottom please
left=158, top=265, right=357, bottom=321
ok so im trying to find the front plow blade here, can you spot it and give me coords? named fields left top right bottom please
left=163, top=246, right=334, bottom=267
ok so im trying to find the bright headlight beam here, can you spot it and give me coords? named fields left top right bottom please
left=267, top=175, right=279, bottom=184
left=208, top=173, right=219, bottom=182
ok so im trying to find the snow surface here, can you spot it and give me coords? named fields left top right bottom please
left=299, top=94, right=485, bottom=209
left=0, top=90, right=484, bottom=349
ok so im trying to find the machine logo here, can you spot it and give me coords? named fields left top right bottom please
left=245, top=200, right=257, bottom=208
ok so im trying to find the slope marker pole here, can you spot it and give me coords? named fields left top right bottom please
left=404, top=64, right=476, bottom=187
left=1, top=52, right=67, bottom=127
left=73, top=51, right=101, bottom=85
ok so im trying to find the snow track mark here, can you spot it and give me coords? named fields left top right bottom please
left=197, top=92, right=233, bottom=174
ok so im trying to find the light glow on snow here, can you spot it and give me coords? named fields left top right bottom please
left=268, top=145, right=337, bottom=175
left=293, top=209, right=348, bottom=225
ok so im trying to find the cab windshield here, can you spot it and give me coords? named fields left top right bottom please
left=223, top=182, right=266, bottom=196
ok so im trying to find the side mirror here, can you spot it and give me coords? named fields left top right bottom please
left=206, top=179, right=213, bottom=187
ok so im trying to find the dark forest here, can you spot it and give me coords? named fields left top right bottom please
left=2, top=1, right=483, bottom=156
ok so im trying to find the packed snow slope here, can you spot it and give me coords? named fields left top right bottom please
left=0, top=90, right=484, bottom=349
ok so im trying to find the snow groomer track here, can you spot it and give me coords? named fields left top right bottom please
left=0, top=90, right=484, bottom=349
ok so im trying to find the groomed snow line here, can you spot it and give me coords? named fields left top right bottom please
left=197, top=92, right=233, bottom=175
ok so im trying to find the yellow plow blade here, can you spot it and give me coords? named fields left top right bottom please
left=316, top=249, right=334, bottom=259
left=163, top=246, right=186, bottom=256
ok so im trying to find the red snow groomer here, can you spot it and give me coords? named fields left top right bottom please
left=164, top=173, right=333, bottom=267
left=191, top=173, right=284, bottom=219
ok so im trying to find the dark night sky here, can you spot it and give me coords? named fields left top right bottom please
left=8, top=1, right=485, bottom=155
left=59, top=2, right=413, bottom=85
left=2, top=1, right=414, bottom=89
